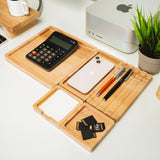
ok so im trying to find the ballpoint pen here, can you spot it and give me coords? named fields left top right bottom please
left=103, top=69, right=133, bottom=101
left=96, top=66, right=126, bottom=97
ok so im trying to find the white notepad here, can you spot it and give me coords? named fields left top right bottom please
left=40, top=90, right=79, bottom=121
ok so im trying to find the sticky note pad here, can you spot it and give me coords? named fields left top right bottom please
left=40, top=90, right=79, bottom=122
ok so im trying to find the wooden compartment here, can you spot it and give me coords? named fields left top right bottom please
left=33, top=85, right=114, bottom=151
left=33, top=85, right=83, bottom=128
left=5, top=26, right=153, bottom=151
left=60, top=50, right=124, bottom=100
left=61, top=103, right=114, bottom=152
left=5, top=26, right=97, bottom=88
left=87, top=65, right=152, bottom=122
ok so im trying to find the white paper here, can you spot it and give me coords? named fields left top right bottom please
left=40, top=90, right=79, bottom=122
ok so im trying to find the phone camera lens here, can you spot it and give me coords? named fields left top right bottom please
left=95, top=56, right=100, bottom=59
left=96, top=60, right=101, bottom=63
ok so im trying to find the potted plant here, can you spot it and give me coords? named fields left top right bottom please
left=131, top=7, right=160, bottom=75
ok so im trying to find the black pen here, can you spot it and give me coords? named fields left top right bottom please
left=103, top=69, right=133, bottom=101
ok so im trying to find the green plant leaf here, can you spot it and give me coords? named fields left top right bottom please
left=131, top=6, right=160, bottom=58
left=131, top=19, right=143, bottom=44
left=155, top=40, right=160, bottom=53
left=153, top=9, right=159, bottom=36
left=141, top=15, right=147, bottom=39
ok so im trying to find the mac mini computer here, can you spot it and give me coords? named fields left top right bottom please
left=86, top=0, right=159, bottom=53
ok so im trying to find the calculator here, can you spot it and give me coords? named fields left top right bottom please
left=26, top=31, right=78, bottom=71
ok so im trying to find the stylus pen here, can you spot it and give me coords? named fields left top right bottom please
left=96, top=66, right=126, bottom=97
left=103, top=69, right=133, bottom=101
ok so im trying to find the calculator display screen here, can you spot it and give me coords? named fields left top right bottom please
left=49, top=35, right=72, bottom=50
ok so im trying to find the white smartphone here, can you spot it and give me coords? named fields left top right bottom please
left=67, top=56, right=114, bottom=94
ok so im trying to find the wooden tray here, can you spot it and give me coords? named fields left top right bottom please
left=157, top=86, right=160, bottom=100
left=5, top=26, right=97, bottom=88
left=33, top=85, right=83, bottom=128
left=33, top=85, right=114, bottom=151
left=87, top=64, right=152, bottom=122
left=61, top=50, right=152, bottom=122
left=61, top=103, right=114, bottom=152
left=60, top=50, right=124, bottom=100
left=0, top=0, right=40, bottom=38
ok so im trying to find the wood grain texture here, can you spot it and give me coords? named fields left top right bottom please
left=61, top=103, right=114, bottom=152
left=33, top=85, right=114, bottom=151
left=33, top=85, right=83, bottom=128
left=157, top=86, right=160, bottom=100
left=87, top=64, right=152, bottom=122
left=0, top=0, right=40, bottom=38
left=5, top=26, right=97, bottom=88
left=60, top=50, right=123, bottom=101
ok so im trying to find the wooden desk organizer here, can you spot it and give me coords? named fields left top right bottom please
left=5, top=26, right=152, bottom=151
left=5, top=26, right=97, bottom=88
left=157, top=86, right=160, bottom=100
left=0, top=0, right=40, bottom=38
left=33, top=85, right=115, bottom=152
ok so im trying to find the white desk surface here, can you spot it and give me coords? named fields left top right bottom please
left=0, top=0, right=160, bottom=160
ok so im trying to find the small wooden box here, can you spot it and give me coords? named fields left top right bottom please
left=33, top=85, right=115, bottom=152
left=0, top=0, right=40, bottom=38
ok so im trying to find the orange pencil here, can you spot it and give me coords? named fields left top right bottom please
left=96, top=66, right=126, bottom=97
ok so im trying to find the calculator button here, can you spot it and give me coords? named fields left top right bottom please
left=31, top=51, right=37, bottom=55
left=40, top=55, right=45, bottom=59
left=39, top=50, right=44, bottom=54
left=32, top=56, right=37, bottom=60
left=47, top=50, right=51, bottom=54
left=44, top=53, right=48, bottom=57
left=42, top=61, right=46, bottom=64
left=42, top=47, right=47, bottom=51
left=28, top=53, right=33, bottom=57
left=51, top=53, right=56, bottom=56
left=48, top=55, right=52, bottom=59
left=36, top=53, right=40, bottom=57
left=36, top=58, right=42, bottom=63
left=59, top=52, right=63, bottom=56
left=39, top=45, right=43, bottom=49
left=46, top=45, right=50, bottom=49
left=61, top=50, right=66, bottom=54
left=44, top=58, right=49, bottom=62
left=54, top=50, right=58, bottom=54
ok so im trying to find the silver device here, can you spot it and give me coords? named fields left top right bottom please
left=86, top=0, right=160, bottom=53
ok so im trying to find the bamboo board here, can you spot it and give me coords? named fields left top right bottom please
left=60, top=50, right=124, bottom=101
left=0, top=0, right=40, bottom=38
left=5, top=26, right=153, bottom=151
left=5, top=26, right=97, bottom=88
left=61, top=103, right=114, bottom=152
left=87, top=63, right=152, bottom=122
left=33, top=85, right=114, bottom=152
left=33, top=85, right=83, bottom=128
left=157, top=86, right=160, bottom=100
left=61, top=49, right=152, bottom=121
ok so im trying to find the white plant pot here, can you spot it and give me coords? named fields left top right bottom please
left=138, top=50, right=160, bottom=75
